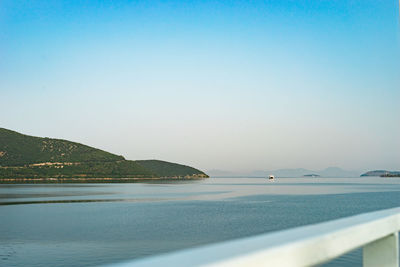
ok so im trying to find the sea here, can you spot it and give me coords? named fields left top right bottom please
left=1, top=177, right=400, bottom=267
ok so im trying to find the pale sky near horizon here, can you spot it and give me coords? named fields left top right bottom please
left=1, top=0, right=399, bottom=172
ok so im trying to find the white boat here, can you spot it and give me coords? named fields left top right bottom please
left=268, top=175, right=275, bottom=180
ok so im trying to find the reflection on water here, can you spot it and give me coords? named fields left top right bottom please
left=0, top=198, right=169, bottom=205
left=1, top=177, right=400, bottom=266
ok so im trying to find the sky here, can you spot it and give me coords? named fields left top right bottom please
left=1, top=0, right=399, bottom=172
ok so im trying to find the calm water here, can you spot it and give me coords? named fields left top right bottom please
left=1, top=177, right=400, bottom=267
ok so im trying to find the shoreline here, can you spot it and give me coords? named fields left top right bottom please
left=0, top=177, right=209, bottom=184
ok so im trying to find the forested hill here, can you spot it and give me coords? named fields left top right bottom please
left=136, top=160, right=206, bottom=178
left=0, top=128, right=208, bottom=181
left=0, top=128, right=124, bottom=166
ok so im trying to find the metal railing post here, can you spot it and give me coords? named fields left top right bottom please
left=363, top=232, right=399, bottom=267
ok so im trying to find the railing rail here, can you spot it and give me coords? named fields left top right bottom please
left=109, top=207, right=400, bottom=267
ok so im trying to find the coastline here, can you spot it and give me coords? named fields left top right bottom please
left=0, top=176, right=209, bottom=184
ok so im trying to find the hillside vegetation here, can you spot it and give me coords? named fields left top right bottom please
left=0, top=128, right=123, bottom=166
left=136, top=160, right=207, bottom=178
left=0, top=128, right=208, bottom=181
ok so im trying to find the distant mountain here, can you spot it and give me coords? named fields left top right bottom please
left=208, top=167, right=360, bottom=178
left=0, top=128, right=208, bottom=181
left=361, top=170, right=400, bottom=177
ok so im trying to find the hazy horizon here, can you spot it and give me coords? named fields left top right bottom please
left=1, top=1, right=399, bottom=172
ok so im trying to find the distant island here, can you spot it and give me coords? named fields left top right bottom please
left=360, top=170, right=400, bottom=177
left=207, top=167, right=360, bottom=178
left=303, top=174, right=320, bottom=177
left=0, top=128, right=208, bottom=183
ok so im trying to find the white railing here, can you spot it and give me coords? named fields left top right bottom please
left=109, top=207, right=400, bottom=267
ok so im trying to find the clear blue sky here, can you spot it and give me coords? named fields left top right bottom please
left=1, top=0, right=399, bottom=172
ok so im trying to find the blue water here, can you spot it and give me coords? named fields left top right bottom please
left=1, top=177, right=400, bottom=266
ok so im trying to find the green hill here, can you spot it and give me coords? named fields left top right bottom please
left=0, top=128, right=208, bottom=182
left=0, top=128, right=124, bottom=166
left=136, top=160, right=207, bottom=178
